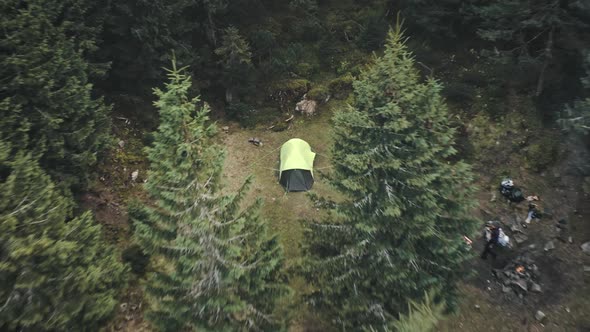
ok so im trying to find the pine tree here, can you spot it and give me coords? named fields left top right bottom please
left=302, top=25, right=478, bottom=331
left=215, top=26, right=253, bottom=103
left=465, top=0, right=588, bottom=96
left=393, top=290, right=445, bottom=332
left=132, top=63, right=289, bottom=331
left=100, top=0, right=199, bottom=95
left=559, top=52, right=590, bottom=135
left=399, top=0, right=465, bottom=37
left=0, top=141, right=127, bottom=331
left=0, top=0, right=111, bottom=189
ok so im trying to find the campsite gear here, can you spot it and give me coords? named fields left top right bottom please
left=499, top=178, right=525, bottom=202
left=500, top=179, right=514, bottom=196
left=498, top=228, right=510, bottom=247
left=279, top=138, right=316, bottom=192
left=248, top=137, right=262, bottom=146
left=509, top=188, right=525, bottom=202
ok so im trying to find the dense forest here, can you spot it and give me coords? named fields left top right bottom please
left=1, top=0, right=589, bottom=331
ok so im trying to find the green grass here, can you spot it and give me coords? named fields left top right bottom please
left=220, top=100, right=346, bottom=330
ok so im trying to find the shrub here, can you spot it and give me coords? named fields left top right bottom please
left=442, top=83, right=477, bottom=103
left=268, top=79, right=311, bottom=110
left=328, top=74, right=354, bottom=99
left=295, top=62, right=318, bottom=78
left=307, top=85, right=330, bottom=102
left=525, top=136, right=559, bottom=172
left=226, top=102, right=258, bottom=128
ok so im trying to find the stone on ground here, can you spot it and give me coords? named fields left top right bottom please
left=544, top=241, right=555, bottom=251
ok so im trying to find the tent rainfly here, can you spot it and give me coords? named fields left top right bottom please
left=279, top=138, right=315, bottom=192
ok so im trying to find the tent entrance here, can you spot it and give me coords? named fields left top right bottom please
left=279, top=169, right=314, bottom=192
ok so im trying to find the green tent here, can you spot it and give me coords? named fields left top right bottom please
left=279, top=138, right=316, bottom=192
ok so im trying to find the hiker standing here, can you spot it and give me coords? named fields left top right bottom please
left=481, top=224, right=500, bottom=260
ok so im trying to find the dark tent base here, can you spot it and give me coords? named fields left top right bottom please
left=279, top=169, right=314, bottom=192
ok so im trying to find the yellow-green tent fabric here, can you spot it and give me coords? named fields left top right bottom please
left=279, top=138, right=315, bottom=191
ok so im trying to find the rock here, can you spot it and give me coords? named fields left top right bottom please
left=514, top=234, right=528, bottom=244
left=568, top=236, right=573, bottom=244
left=565, top=307, right=571, bottom=313
left=118, top=140, right=125, bottom=148
left=511, top=279, right=528, bottom=292
left=295, top=96, right=318, bottom=116
left=221, top=126, right=229, bottom=132
left=530, top=283, right=542, bottom=293
left=535, top=310, right=546, bottom=322
left=581, top=242, right=590, bottom=254
left=502, top=285, right=512, bottom=293
left=474, top=304, right=480, bottom=310
left=528, top=244, right=536, bottom=249
left=131, top=170, right=139, bottom=182
left=544, top=241, right=555, bottom=251
left=584, top=265, right=590, bottom=273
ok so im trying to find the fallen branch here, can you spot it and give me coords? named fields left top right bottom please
left=284, top=114, right=294, bottom=122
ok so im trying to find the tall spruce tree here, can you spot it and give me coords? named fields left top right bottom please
left=465, top=0, right=588, bottom=96
left=100, top=0, right=199, bottom=95
left=215, top=26, right=253, bottom=103
left=0, top=141, right=127, bottom=331
left=302, top=26, right=478, bottom=330
left=0, top=0, right=111, bottom=189
left=559, top=51, right=590, bottom=135
left=132, top=63, right=289, bottom=331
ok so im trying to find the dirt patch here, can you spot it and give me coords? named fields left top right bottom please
left=442, top=129, right=590, bottom=331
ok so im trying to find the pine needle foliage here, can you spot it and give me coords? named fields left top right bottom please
left=559, top=52, right=590, bottom=135
left=393, top=290, right=445, bottom=332
left=302, top=24, right=478, bottom=331
left=0, top=0, right=111, bottom=189
left=0, top=142, right=127, bottom=331
left=132, top=62, right=289, bottom=332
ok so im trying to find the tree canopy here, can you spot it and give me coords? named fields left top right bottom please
left=132, top=63, right=289, bottom=331
left=302, top=26, right=478, bottom=330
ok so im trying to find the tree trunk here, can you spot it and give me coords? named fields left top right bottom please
left=536, top=26, right=554, bottom=97
left=207, top=11, right=217, bottom=47
left=225, top=87, right=233, bottom=104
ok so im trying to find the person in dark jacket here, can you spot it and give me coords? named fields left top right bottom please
left=481, top=224, right=500, bottom=259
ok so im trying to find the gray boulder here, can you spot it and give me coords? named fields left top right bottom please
left=295, top=95, right=318, bottom=116
left=535, top=310, right=546, bottom=322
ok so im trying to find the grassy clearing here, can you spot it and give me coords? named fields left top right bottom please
left=220, top=101, right=345, bottom=330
